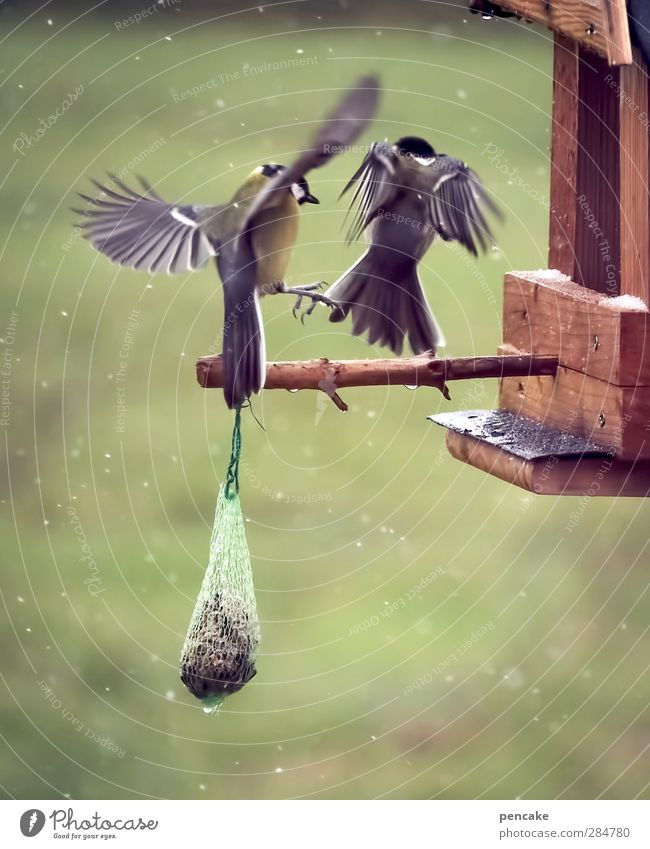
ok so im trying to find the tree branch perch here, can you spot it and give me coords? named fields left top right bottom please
left=196, top=353, right=558, bottom=408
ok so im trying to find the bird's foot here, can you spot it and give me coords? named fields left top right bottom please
left=281, top=282, right=337, bottom=323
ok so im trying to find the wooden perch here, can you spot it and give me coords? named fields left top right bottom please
left=196, top=353, right=559, bottom=411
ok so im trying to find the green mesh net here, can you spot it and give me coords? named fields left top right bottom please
left=180, top=409, right=260, bottom=705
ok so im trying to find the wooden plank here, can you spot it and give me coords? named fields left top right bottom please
left=604, top=0, right=635, bottom=66
left=493, top=0, right=632, bottom=65
left=503, top=272, right=650, bottom=385
left=619, top=48, right=650, bottom=302
left=549, top=34, right=579, bottom=277
left=445, top=430, right=650, bottom=496
left=499, top=361, right=650, bottom=460
left=574, top=48, right=621, bottom=294
left=620, top=312, right=650, bottom=388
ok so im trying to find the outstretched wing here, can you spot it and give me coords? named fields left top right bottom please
left=240, top=75, right=381, bottom=233
left=340, top=140, right=399, bottom=243
left=428, top=158, right=502, bottom=256
left=74, top=175, right=219, bottom=274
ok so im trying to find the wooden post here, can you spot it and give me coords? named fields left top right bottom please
left=549, top=34, right=579, bottom=277
left=574, top=48, right=621, bottom=294
left=619, top=48, right=650, bottom=302
left=548, top=43, right=650, bottom=298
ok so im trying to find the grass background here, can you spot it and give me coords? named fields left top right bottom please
left=1, top=0, right=648, bottom=799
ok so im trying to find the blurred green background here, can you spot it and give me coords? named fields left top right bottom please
left=1, top=0, right=648, bottom=800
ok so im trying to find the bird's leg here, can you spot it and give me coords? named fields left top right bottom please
left=268, top=281, right=337, bottom=322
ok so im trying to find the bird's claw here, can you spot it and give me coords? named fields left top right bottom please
left=300, top=298, right=323, bottom=324
left=285, top=283, right=335, bottom=321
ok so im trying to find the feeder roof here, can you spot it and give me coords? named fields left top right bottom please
left=490, top=0, right=632, bottom=65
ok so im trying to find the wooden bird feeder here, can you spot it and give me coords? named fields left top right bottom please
left=429, top=0, right=650, bottom=496
left=198, top=0, right=650, bottom=497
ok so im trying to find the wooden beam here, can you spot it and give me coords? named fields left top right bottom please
left=493, top=0, right=632, bottom=65
left=619, top=47, right=650, bottom=302
left=503, top=272, right=650, bottom=385
left=549, top=34, right=579, bottom=277
left=445, top=430, right=650, bottom=496
left=196, top=353, right=559, bottom=397
left=574, top=48, right=621, bottom=294
left=548, top=35, right=648, bottom=296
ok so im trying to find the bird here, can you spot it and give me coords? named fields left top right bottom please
left=74, top=76, right=381, bottom=409
left=326, top=135, right=502, bottom=356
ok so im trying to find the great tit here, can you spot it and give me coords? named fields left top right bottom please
left=327, top=135, right=501, bottom=356
left=75, top=76, right=380, bottom=408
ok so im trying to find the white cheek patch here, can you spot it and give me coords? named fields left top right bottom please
left=290, top=184, right=305, bottom=201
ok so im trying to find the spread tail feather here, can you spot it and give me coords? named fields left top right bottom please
left=222, top=288, right=266, bottom=409
left=327, top=249, right=444, bottom=355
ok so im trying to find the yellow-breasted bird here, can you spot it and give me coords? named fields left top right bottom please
left=75, top=76, right=380, bottom=408
left=327, top=135, right=502, bottom=356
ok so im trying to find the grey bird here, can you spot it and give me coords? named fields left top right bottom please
left=74, top=76, right=381, bottom=409
left=327, top=135, right=502, bottom=356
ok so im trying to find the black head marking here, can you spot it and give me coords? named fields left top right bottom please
left=261, top=163, right=286, bottom=178
left=395, top=136, right=435, bottom=158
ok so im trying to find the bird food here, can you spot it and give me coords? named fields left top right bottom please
left=180, top=481, right=259, bottom=703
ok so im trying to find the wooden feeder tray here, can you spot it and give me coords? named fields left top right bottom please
left=429, top=409, right=609, bottom=460
left=429, top=408, right=650, bottom=497
left=430, top=410, right=650, bottom=498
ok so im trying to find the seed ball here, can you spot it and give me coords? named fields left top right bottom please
left=180, top=594, right=258, bottom=699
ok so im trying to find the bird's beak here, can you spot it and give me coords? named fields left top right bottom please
left=304, top=193, right=319, bottom=204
